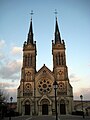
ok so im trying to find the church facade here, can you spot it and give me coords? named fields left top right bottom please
left=17, top=17, right=73, bottom=115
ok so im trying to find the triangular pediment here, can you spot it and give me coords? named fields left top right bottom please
left=35, top=64, right=54, bottom=80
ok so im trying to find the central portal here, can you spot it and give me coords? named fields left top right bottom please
left=42, top=104, right=48, bottom=115
left=25, top=104, right=30, bottom=115
left=25, top=101, right=30, bottom=115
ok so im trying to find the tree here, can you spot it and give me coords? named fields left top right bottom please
left=0, top=89, right=9, bottom=119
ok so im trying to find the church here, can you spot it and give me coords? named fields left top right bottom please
left=17, top=16, right=73, bottom=116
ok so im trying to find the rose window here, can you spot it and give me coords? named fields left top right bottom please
left=38, top=78, right=52, bottom=94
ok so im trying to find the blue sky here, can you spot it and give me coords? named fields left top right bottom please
left=0, top=0, right=90, bottom=102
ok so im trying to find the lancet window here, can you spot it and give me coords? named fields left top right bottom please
left=25, top=71, right=32, bottom=81
left=24, top=54, right=32, bottom=67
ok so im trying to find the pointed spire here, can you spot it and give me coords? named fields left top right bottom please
left=55, top=17, right=61, bottom=44
left=27, top=18, right=33, bottom=44
left=29, top=18, right=33, bottom=34
left=27, top=11, right=34, bottom=44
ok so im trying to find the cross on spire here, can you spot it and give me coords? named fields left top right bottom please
left=54, top=9, right=58, bottom=18
left=30, top=10, right=34, bottom=20
left=27, top=10, right=34, bottom=44
left=54, top=9, right=61, bottom=44
left=30, top=10, right=34, bottom=15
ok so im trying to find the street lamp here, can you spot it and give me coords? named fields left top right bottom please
left=10, top=97, right=13, bottom=103
left=53, top=80, right=58, bottom=120
left=9, top=97, right=13, bottom=120
left=80, top=95, right=84, bottom=118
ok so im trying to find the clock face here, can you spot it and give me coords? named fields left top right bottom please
left=38, top=78, right=52, bottom=94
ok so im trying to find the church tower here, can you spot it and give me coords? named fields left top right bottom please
left=17, top=18, right=37, bottom=115
left=22, top=18, right=36, bottom=80
left=52, top=17, right=68, bottom=84
left=52, top=17, right=73, bottom=114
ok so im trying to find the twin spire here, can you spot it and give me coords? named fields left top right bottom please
left=55, top=17, right=61, bottom=43
left=27, top=16, right=61, bottom=45
left=27, top=18, right=34, bottom=44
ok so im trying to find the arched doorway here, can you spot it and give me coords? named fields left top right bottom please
left=42, top=104, right=48, bottom=115
left=41, top=99, right=50, bottom=115
left=60, top=99, right=66, bottom=114
left=25, top=101, right=30, bottom=115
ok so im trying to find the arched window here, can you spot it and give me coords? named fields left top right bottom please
left=25, top=55, right=28, bottom=66
left=56, top=53, right=61, bottom=66
left=25, top=72, right=31, bottom=81
left=56, top=54, right=58, bottom=65
left=59, top=53, right=60, bottom=65
left=29, top=54, right=32, bottom=66
left=61, top=54, right=63, bottom=65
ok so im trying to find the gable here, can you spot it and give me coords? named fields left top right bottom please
left=35, top=64, right=54, bottom=81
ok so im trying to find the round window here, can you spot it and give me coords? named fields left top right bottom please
left=38, top=78, right=52, bottom=94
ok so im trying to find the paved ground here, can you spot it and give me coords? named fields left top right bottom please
left=2, top=115, right=90, bottom=120
left=28, top=115, right=55, bottom=120
left=2, top=116, right=31, bottom=120
left=59, top=115, right=90, bottom=120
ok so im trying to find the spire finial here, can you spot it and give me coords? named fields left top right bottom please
left=30, top=10, right=34, bottom=20
left=54, top=9, right=58, bottom=19
left=54, top=9, right=61, bottom=44
left=27, top=10, right=34, bottom=44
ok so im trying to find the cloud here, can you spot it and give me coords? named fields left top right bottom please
left=7, top=89, right=17, bottom=102
left=0, top=40, right=6, bottom=60
left=0, top=40, right=5, bottom=48
left=69, top=73, right=81, bottom=82
left=0, top=82, right=18, bottom=89
left=68, top=72, right=90, bottom=100
left=74, top=87, right=90, bottom=100
left=0, top=60, right=22, bottom=80
left=0, top=53, right=5, bottom=59
left=0, top=81, right=19, bottom=102
left=88, top=64, right=90, bottom=67
left=0, top=88, right=17, bottom=102
left=11, top=46, right=22, bottom=56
